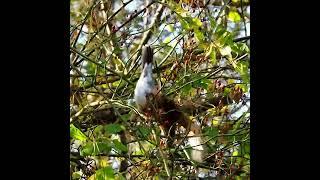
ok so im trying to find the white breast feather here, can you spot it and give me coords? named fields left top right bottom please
left=134, top=63, right=156, bottom=108
left=188, top=136, right=204, bottom=162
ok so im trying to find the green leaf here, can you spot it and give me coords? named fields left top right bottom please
left=210, top=49, right=216, bottom=65
left=239, top=42, right=250, bottom=53
left=228, top=11, right=241, bottom=22
left=119, top=114, right=130, bottom=122
left=202, top=79, right=212, bottom=85
left=192, top=17, right=202, bottom=27
left=166, top=24, right=174, bottom=32
left=80, top=142, right=111, bottom=156
left=95, top=166, right=115, bottom=180
left=209, top=16, right=216, bottom=29
left=173, top=3, right=188, bottom=17
left=72, top=171, right=82, bottom=179
left=80, top=142, right=94, bottom=156
left=204, top=127, right=218, bottom=138
left=94, top=125, right=104, bottom=134
left=163, top=36, right=171, bottom=44
left=194, top=29, right=205, bottom=42
left=113, top=140, right=128, bottom=153
left=105, top=124, right=124, bottom=134
left=178, top=16, right=190, bottom=30
left=232, top=151, right=239, bottom=156
left=244, top=142, right=250, bottom=153
left=237, top=60, right=249, bottom=84
left=223, top=87, right=231, bottom=96
left=137, top=126, right=152, bottom=138
left=244, top=153, right=250, bottom=159
left=97, top=142, right=112, bottom=154
left=192, top=79, right=209, bottom=89
left=117, top=174, right=126, bottom=180
left=70, top=124, right=87, bottom=141
left=181, top=84, right=192, bottom=95
left=215, top=25, right=227, bottom=38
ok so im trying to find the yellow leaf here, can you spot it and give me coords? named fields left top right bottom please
left=212, top=120, right=219, bottom=126
left=163, top=36, right=171, bottom=44
left=192, top=18, right=202, bottom=27
left=228, top=11, right=241, bottom=22
left=99, top=159, right=108, bottom=168
left=212, top=116, right=222, bottom=126
left=88, top=174, right=96, bottom=180
left=101, top=84, right=108, bottom=88
left=165, top=24, right=174, bottom=32
left=228, top=79, right=235, bottom=84
left=205, top=43, right=213, bottom=58
left=232, top=151, right=239, bottom=156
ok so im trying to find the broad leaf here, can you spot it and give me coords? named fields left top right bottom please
left=204, top=127, right=218, bottom=138
left=105, top=124, right=124, bottom=134
left=70, top=124, right=87, bottom=141
left=137, top=126, right=152, bottom=138
left=113, top=139, right=128, bottom=153
left=90, top=166, right=115, bottom=180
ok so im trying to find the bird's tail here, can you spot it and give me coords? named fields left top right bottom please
left=142, top=45, right=153, bottom=67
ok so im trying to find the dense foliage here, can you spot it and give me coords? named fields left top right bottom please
left=70, top=0, right=250, bottom=179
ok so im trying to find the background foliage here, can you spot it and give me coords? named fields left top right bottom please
left=70, top=0, right=250, bottom=179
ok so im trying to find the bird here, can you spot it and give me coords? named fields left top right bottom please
left=134, top=45, right=204, bottom=163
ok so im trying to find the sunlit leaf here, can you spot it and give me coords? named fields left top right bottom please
left=80, top=142, right=94, bottom=156
left=70, top=124, right=87, bottom=141
left=211, top=50, right=216, bottom=65
left=116, top=174, right=126, bottom=180
left=192, top=17, right=202, bottom=27
left=194, top=29, right=205, bottom=42
left=244, top=153, right=250, bottom=159
left=232, top=151, right=239, bottom=156
left=72, top=171, right=82, bottom=179
left=237, top=61, right=250, bottom=84
left=228, top=11, right=241, bottom=22
left=80, top=142, right=111, bottom=156
left=163, top=36, right=171, bottom=44
left=212, top=116, right=222, bottom=126
left=91, top=166, right=115, bottom=180
left=178, top=16, right=190, bottom=30
left=99, top=158, right=109, bottom=168
left=93, top=125, right=104, bottom=134
left=166, top=24, right=174, bottom=32
left=209, top=16, right=216, bottom=29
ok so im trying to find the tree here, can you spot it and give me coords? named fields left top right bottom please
left=70, top=0, right=250, bottom=179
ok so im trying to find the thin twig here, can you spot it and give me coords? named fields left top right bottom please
left=70, top=47, right=134, bottom=85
